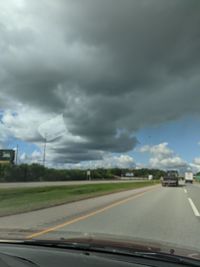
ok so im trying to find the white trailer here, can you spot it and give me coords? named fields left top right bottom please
left=185, top=172, right=193, bottom=183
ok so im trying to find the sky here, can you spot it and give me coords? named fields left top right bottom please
left=0, top=0, right=200, bottom=172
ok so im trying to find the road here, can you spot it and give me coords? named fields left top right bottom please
left=0, top=182, right=200, bottom=251
left=0, top=179, right=146, bottom=188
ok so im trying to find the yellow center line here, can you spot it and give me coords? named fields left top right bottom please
left=27, top=186, right=159, bottom=239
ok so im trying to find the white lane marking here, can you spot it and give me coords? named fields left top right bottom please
left=184, top=189, right=187, bottom=193
left=188, top=198, right=200, bottom=217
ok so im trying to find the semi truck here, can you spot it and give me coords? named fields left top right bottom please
left=161, top=170, right=179, bottom=187
left=185, top=172, right=193, bottom=183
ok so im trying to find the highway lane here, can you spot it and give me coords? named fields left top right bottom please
left=1, top=183, right=200, bottom=250
left=184, top=182, right=200, bottom=216
left=0, top=185, right=157, bottom=236
left=35, top=183, right=200, bottom=250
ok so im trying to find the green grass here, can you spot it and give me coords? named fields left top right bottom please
left=0, top=181, right=158, bottom=216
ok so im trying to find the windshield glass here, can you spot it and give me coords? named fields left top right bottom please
left=0, top=0, right=200, bottom=260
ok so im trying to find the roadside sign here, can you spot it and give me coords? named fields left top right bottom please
left=148, top=175, right=153, bottom=180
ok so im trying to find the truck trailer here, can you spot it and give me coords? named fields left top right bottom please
left=185, top=172, right=193, bottom=183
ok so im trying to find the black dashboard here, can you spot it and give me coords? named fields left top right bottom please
left=0, top=243, right=197, bottom=267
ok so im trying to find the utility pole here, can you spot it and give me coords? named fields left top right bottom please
left=87, top=170, right=91, bottom=180
left=15, top=144, right=19, bottom=165
left=43, top=138, right=47, bottom=167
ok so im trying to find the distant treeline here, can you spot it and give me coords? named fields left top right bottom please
left=0, top=164, right=166, bottom=182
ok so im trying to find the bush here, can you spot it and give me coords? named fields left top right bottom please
left=0, top=164, right=165, bottom=182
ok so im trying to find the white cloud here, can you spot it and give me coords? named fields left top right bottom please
left=137, top=144, right=200, bottom=173
left=1, top=107, right=52, bottom=142
left=19, top=152, right=27, bottom=161
left=140, top=142, right=187, bottom=170
left=139, top=142, right=173, bottom=159
left=31, top=150, right=42, bottom=160
left=111, top=155, right=135, bottom=168
left=188, top=163, right=200, bottom=173
left=193, top=157, right=200, bottom=165
left=58, top=154, right=136, bottom=170
left=149, top=156, right=187, bottom=169
left=19, top=150, right=42, bottom=164
left=1, top=105, right=86, bottom=145
left=0, top=123, right=9, bottom=144
left=189, top=158, right=200, bottom=173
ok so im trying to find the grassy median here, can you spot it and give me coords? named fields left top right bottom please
left=0, top=181, right=158, bottom=216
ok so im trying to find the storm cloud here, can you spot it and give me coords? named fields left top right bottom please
left=0, top=0, right=200, bottom=164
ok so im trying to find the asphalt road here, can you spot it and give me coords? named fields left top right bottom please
left=1, top=182, right=200, bottom=251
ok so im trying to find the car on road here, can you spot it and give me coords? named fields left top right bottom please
left=161, top=171, right=179, bottom=187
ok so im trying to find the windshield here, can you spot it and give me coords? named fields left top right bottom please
left=0, top=0, right=200, bottom=260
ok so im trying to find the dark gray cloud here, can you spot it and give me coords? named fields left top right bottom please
left=51, top=150, right=103, bottom=164
left=1, top=0, right=200, bottom=163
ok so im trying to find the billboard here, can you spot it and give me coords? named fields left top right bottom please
left=0, top=150, right=15, bottom=164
